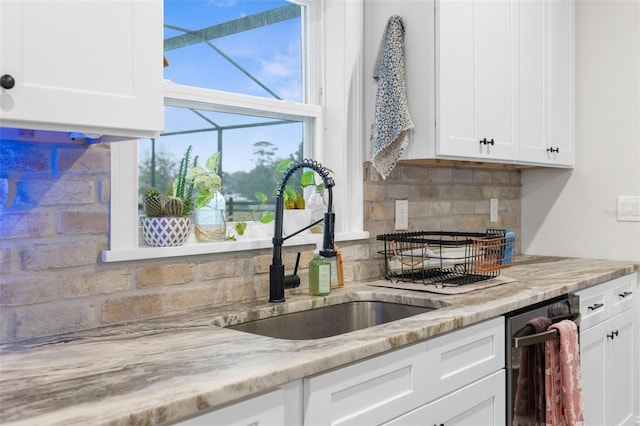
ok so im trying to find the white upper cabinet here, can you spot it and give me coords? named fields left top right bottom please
left=519, top=0, right=575, bottom=166
left=364, top=0, right=574, bottom=168
left=437, top=0, right=518, bottom=162
left=0, top=0, right=163, bottom=140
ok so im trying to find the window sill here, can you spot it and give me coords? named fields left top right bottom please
left=101, top=231, right=369, bottom=263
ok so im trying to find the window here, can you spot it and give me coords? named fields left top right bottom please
left=104, top=0, right=367, bottom=262
left=163, top=1, right=306, bottom=100
left=142, top=0, right=314, bottom=219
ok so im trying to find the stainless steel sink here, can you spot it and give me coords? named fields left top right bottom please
left=226, top=300, right=437, bottom=340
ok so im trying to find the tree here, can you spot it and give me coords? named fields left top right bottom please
left=222, top=140, right=305, bottom=208
left=138, top=145, right=177, bottom=204
left=291, top=141, right=303, bottom=162
left=252, top=140, right=278, bottom=166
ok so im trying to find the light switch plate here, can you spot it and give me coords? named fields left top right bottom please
left=395, top=200, right=408, bottom=230
left=617, top=196, right=640, bottom=222
left=490, top=198, right=498, bottom=222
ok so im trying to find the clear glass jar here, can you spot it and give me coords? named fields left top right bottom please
left=194, top=191, right=226, bottom=242
left=307, top=185, right=326, bottom=234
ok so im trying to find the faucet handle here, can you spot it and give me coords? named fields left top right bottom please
left=283, top=274, right=301, bottom=289
left=283, top=252, right=301, bottom=289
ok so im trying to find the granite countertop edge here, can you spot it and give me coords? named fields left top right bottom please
left=0, top=256, right=638, bottom=425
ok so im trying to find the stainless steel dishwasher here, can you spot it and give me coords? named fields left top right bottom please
left=504, top=294, right=580, bottom=426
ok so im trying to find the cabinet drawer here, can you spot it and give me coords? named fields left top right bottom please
left=425, top=316, right=504, bottom=402
left=578, top=288, right=608, bottom=330
left=383, top=370, right=506, bottom=426
left=608, top=275, right=636, bottom=317
left=304, top=342, right=428, bottom=426
left=578, top=273, right=637, bottom=329
left=173, top=388, right=285, bottom=426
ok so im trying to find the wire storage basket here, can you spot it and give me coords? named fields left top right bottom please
left=377, top=229, right=515, bottom=286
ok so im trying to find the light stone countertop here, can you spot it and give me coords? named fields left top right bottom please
left=0, top=256, right=637, bottom=425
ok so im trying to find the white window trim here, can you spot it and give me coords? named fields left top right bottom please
left=102, top=0, right=368, bottom=263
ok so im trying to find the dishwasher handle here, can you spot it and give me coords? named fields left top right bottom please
left=512, top=313, right=581, bottom=348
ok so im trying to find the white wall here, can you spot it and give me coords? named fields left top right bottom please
left=522, top=0, right=640, bottom=262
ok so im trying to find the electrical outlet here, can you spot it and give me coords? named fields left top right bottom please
left=395, top=200, right=408, bottom=230
left=490, top=198, right=498, bottom=222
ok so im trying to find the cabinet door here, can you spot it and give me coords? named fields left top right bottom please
left=580, top=319, right=607, bottom=425
left=0, top=0, right=163, bottom=139
left=304, top=342, right=428, bottom=426
left=581, top=308, right=636, bottom=426
left=437, top=0, right=517, bottom=162
left=384, top=370, right=506, bottom=426
left=519, top=0, right=574, bottom=166
left=604, top=309, right=635, bottom=426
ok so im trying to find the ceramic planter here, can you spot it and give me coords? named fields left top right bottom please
left=141, top=216, right=191, bottom=247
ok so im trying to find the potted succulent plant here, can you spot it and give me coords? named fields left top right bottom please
left=140, top=146, right=197, bottom=247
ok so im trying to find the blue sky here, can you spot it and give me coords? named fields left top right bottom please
left=152, top=0, right=304, bottom=175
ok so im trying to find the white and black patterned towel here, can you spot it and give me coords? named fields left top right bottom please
left=371, top=15, right=413, bottom=179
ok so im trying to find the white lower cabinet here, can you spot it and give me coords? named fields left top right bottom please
left=425, top=315, right=504, bottom=401
left=303, top=341, right=429, bottom=426
left=171, top=381, right=302, bottom=426
left=304, top=316, right=504, bottom=426
left=581, top=308, right=635, bottom=426
left=384, top=370, right=505, bottom=426
left=577, top=273, right=637, bottom=426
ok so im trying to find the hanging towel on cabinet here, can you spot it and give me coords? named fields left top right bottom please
left=545, top=319, right=584, bottom=426
left=370, top=15, right=413, bottom=179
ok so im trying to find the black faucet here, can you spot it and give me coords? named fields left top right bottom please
left=269, top=159, right=336, bottom=302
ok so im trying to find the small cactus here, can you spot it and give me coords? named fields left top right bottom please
left=144, top=187, right=164, bottom=217
left=164, top=196, right=184, bottom=217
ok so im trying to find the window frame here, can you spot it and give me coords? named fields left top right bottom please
left=102, top=0, right=367, bottom=263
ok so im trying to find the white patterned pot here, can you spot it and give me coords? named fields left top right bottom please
left=141, top=216, right=191, bottom=247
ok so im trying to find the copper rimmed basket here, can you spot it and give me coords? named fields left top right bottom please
left=377, top=229, right=515, bottom=286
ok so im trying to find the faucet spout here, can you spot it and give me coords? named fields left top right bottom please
left=269, top=159, right=336, bottom=303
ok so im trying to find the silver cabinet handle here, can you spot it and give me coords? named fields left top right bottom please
left=619, top=291, right=632, bottom=298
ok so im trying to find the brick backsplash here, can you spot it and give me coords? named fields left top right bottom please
left=363, top=161, right=521, bottom=241
left=0, top=140, right=521, bottom=343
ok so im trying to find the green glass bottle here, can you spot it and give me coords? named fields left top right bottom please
left=309, top=251, right=331, bottom=296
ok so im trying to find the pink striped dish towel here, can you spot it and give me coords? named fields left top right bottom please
left=545, top=319, right=585, bottom=426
